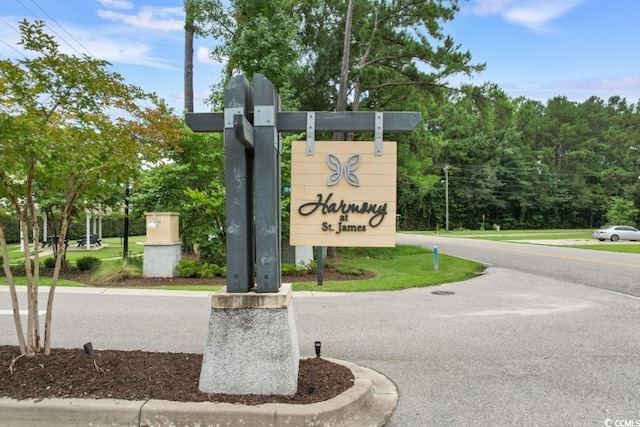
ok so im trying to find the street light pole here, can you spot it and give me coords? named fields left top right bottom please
left=443, top=164, right=450, bottom=232
left=123, top=185, right=129, bottom=260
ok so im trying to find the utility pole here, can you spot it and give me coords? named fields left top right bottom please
left=443, top=164, right=450, bottom=232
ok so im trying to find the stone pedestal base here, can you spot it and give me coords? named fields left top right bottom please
left=143, top=243, right=181, bottom=277
left=294, top=245, right=314, bottom=267
left=199, top=284, right=299, bottom=395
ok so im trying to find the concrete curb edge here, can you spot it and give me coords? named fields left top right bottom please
left=0, top=358, right=398, bottom=427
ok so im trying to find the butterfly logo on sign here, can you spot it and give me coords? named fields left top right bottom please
left=326, top=153, right=361, bottom=187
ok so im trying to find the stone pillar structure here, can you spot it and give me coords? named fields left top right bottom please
left=199, top=284, right=299, bottom=395
left=143, top=212, right=181, bottom=278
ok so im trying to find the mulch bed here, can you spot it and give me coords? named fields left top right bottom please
left=1, top=266, right=368, bottom=404
left=0, top=346, right=354, bottom=405
left=51, top=267, right=375, bottom=288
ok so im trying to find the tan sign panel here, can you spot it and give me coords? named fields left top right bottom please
left=290, top=141, right=397, bottom=247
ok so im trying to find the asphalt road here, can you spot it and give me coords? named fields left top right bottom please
left=1, top=235, right=639, bottom=426
left=397, top=233, right=640, bottom=298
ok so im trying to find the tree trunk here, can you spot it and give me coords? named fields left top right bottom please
left=0, top=224, right=27, bottom=354
left=44, top=185, right=82, bottom=355
left=333, top=0, right=355, bottom=142
left=327, top=0, right=356, bottom=259
left=185, top=27, right=194, bottom=113
left=28, top=194, right=41, bottom=351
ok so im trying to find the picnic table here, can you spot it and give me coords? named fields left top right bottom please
left=41, top=235, right=69, bottom=248
left=76, top=234, right=102, bottom=247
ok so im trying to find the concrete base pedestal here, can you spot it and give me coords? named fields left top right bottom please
left=199, top=284, right=300, bottom=395
left=294, top=245, right=314, bottom=267
left=143, top=243, right=181, bottom=278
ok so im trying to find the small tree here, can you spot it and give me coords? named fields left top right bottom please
left=0, top=20, right=181, bottom=355
left=605, top=197, right=639, bottom=226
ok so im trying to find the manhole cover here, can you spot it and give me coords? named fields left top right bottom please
left=431, top=291, right=455, bottom=296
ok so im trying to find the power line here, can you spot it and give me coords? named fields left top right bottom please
left=27, top=0, right=95, bottom=57
left=0, top=18, right=27, bottom=58
left=10, top=0, right=156, bottom=110
left=14, top=0, right=85, bottom=56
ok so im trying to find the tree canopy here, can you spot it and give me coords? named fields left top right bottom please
left=183, top=0, right=640, bottom=231
left=0, top=19, right=181, bottom=355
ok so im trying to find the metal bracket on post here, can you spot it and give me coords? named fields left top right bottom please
left=375, top=112, right=383, bottom=156
left=224, top=107, right=244, bottom=129
left=306, top=112, right=315, bottom=156
left=254, top=105, right=275, bottom=126
left=255, top=105, right=279, bottom=151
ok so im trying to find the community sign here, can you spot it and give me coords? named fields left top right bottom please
left=290, top=140, right=397, bottom=247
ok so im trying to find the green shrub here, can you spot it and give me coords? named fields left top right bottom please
left=199, top=263, right=224, bottom=278
left=76, top=256, right=102, bottom=271
left=176, top=259, right=200, bottom=278
left=42, top=257, right=72, bottom=272
left=281, top=263, right=298, bottom=276
left=16, top=259, right=39, bottom=270
left=305, top=260, right=317, bottom=274
left=126, top=255, right=143, bottom=268
left=282, top=263, right=307, bottom=276
left=90, top=260, right=141, bottom=284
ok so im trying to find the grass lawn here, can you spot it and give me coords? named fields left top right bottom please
left=2, top=244, right=484, bottom=293
left=4, top=236, right=145, bottom=266
left=407, top=229, right=593, bottom=241
left=563, top=244, right=640, bottom=254
left=292, top=245, right=483, bottom=292
left=406, top=228, right=640, bottom=254
left=0, top=277, right=87, bottom=287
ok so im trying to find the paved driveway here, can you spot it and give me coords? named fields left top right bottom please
left=295, top=267, right=640, bottom=426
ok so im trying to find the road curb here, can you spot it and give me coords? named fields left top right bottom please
left=0, top=358, right=397, bottom=427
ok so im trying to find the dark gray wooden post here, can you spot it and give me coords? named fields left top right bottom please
left=253, top=74, right=281, bottom=292
left=224, top=75, right=254, bottom=292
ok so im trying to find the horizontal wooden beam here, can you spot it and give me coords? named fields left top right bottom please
left=186, top=111, right=421, bottom=133
left=233, top=114, right=254, bottom=149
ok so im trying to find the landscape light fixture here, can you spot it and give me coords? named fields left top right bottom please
left=83, top=341, right=94, bottom=356
left=314, top=341, right=322, bottom=358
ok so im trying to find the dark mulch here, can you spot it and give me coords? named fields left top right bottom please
left=1, top=265, right=367, bottom=404
left=0, top=346, right=354, bottom=405
left=45, top=264, right=375, bottom=288
left=1, top=266, right=367, bottom=404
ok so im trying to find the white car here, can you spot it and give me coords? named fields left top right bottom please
left=592, top=225, right=640, bottom=242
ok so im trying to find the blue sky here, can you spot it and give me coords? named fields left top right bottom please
left=1, top=0, right=639, bottom=114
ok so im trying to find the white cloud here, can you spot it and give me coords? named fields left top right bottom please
left=83, top=36, right=178, bottom=70
left=465, top=0, right=582, bottom=31
left=467, top=0, right=515, bottom=16
left=196, top=46, right=224, bottom=66
left=0, top=11, right=181, bottom=70
left=504, top=1, right=581, bottom=31
left=97, top=6, right=184, bottom=31
left=97, top=0, right=134, bottom=10
left=566, top=76, right=640, bottom=91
